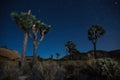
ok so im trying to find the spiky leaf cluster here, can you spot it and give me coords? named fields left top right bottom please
left=65, top=40, right=76, bottom=50
left=40, top=23, right=51, bottom=34
left=88, top=24, right=105, bottom=43
left=11, top=12, right=36, bottom=32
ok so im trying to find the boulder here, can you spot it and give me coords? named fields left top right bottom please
left=0, top=48, right=21, bottom=60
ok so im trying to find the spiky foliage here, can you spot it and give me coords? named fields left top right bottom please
left=65, top=40, right=76, bottom=55
left=39, top=22, right=51, bottom=42
left=11, top=11, right=36, bottom=32
left=88, top=24, right=105, bottom=41
left=65, top=41, right=76, bottom=50
left=29, top=20, right=51, bottom=64
left=88, top=24, right=105, bottom=58
left=11, top=10, right=36, bottom=69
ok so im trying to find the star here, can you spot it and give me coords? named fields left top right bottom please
left=114, top=1, right=119, bottom=5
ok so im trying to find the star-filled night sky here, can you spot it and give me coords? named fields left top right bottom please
left=0, top=0, right=120, bottom=58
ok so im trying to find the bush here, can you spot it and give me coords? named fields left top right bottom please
left=0, top=61, right=20, bottom=80
left=64, top=62, right=86, bottom=80
left=28, top=61, right=65, bottom=80
left=81, top=58, right=120, bottom=80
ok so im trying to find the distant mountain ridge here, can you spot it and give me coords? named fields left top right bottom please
left=0, top=48, right=120, bottom=61
left=108, top=49, right=120, bottom=58
left=61, top=49, right=120, bottom=60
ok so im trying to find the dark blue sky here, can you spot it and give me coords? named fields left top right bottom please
left=0, top=0, right=120, bottom=58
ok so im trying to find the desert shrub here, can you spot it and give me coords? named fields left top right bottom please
left=94, top=58, right=120, bottom=80
left=64, top=62, right=85, bottom=80
left=28, top=61, right=65, bottom=80
left=64, top=64, right=75, bottom=80
left=17, top=61, right=31, bottom=77
left=81, top=58, right=120, bottom=80
left=0, top=61, right=20, bottom=80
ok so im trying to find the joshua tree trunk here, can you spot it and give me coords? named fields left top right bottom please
left=30, top=27, right=47, bottom=65
left=21, top=32, right=28, bottom=69
left=33, top=42, right=38, bottom=64
left=32, top=31, right=44, bottom=63
left=93, top=42, right=96, bottom=58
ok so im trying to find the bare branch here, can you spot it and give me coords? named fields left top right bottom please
left=28, top=33, right=34, bottom=41
left=28, top=10, right=31, bottom=15
left=37, top=30, right=45, bottom=45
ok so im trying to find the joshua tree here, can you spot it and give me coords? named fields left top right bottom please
left=65, top=40, right=76, bottom=55
left=65, top=46, right=69, bottom=56
left=11, top=10, right=35, bottom=68
left=88, top=24, right=105, bottom=58
left=28, top=21, right=51, bottom=63
left=56, top=53, right=60, bottom=60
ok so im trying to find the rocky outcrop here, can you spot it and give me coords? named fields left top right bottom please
left=0, top=48, right=21, bottom=60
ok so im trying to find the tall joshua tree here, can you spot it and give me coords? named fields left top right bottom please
left=28, top=20, right=51, bottom=63
left=11, top=10, right=35, bottom=68
left=65, top=40, right=76, bottom=55
left=88, top=24, right=105, bottom=58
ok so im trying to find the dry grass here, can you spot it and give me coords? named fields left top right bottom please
left=0, top=57, right=119, bottom=80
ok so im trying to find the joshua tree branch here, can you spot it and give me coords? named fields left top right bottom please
left=28, top=10, right=31, bottom=15
left=37, top=30, right=45, bottom=45
left=28, top=33, right=34, bottom=41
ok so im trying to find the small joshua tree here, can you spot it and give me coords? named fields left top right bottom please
left=65, top=40, right=76, bottom=55
left=88, top=24, right=105, bottom=58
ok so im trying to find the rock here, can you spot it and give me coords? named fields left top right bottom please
left=0, top=48, right=21, bottom=61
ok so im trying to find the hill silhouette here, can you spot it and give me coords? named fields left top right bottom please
left=60, top=49, right=120, bottom=60
left=108, top=50, right=120, bottom=58
left=0, top=48, right=21, bottom=60
left=0, top=48, right=120, bottom=61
